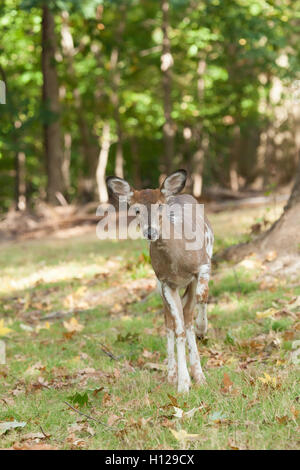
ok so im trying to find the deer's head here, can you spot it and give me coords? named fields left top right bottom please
left=106, top=170, right=187, bottom=241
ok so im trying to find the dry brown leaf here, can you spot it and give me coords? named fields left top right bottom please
left=265, top=251, right=277, bottom=262
left=144, top=362, right=167, bottom=371
left=63, top=317, right=84, bottom=333
left=13, top=442, right=57, bottom=450
left=107, top=414, right=120, bottom=426
left=170, top=429, right=202, bottom=443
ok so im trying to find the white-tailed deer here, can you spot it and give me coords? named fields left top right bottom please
left=106, top=170, right=214, bottom=393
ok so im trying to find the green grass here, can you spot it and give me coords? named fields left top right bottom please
left=0, top=209, right=299, bottom=450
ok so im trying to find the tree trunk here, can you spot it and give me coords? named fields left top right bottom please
left=221, top=153, right=300, bottom=262
left=130, top=137, right=142, bottom=188
left=161, top=0, right=175, bottom=173
left=192, top=59, right=206, bottom=197
left=110, top=5, right=126, bottom=179
left=42, top=4, right=65, bottom=204
left=1, top=65, right=27, bottom=211
left=96, top=123, right=111, bottom=203
left=285, top=152, right=300, bottom=210
left=110, top=47, right=124, bottom=179
left=61, top=11, right=98, bottom=196
left=15, top=150, right=26, bottom=211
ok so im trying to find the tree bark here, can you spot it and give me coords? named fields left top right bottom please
left=130, top=137, right=142, bottom=188
left=110, top=5, right=126, bottom=179
left=161, top=0, right=175, bottom=173
left=15, top=150, right=26, bottom=211
left=42, top=4, right=65, bottom=204
left=96, top=123, right=111, bottom=203
left=285, top=151, right=300, bottom=210
left=220, top=153, right=300, bottom=262
left=110, top=47, right=124, bottom=179
left=61, top=11, right=98, bottom=195
left=192, top=59, right=206, bottom=197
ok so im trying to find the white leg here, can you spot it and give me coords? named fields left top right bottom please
left=195, top=303, right=208, bottom=339
left=162, top=284, right=190, bottom=393
left=186, top=325, right=206, bottom=384
left=195, top=263, right=210, bottom=339
left=166, top=328, right=177, bottom=384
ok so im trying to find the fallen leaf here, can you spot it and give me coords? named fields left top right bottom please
left=275, top=415, right=289, bottom=424
left=170, top=429, right=201, bottom=443
left=13, top=442, right=57, bottom=450
left=256, top=308, right=278, bottom=319
left=107, top=414, right=120, bottom=426
left=19, top=323, right=33, bottom=332
left=144, top=362, right=167, bottom=371
left=228, top=437, right=245, bottom=450
left=173, top=407, right=199, bottom=419
left=63, top=317, right=84, bottom=333
left=21, top=432, right=48, bottom=441
left=0, top=319, right=12, bottom=337
left=67, top=392, right=89, bottom=407
left=35, top=322, right=51, bottom=332
left=24, top=362, right=45, bottom=377
left=221, top=372, right=233, bottom=391
left=66, top=433, right=86, bottom=448
left=167, top=394, right=179, bottom=408
left=265, top=251, right=277, bottom=262
left=0, top=421, right=26, bottom=435
left=208, top=411, right=228, bottom=423
left=258, top=372, right=278, bottom=388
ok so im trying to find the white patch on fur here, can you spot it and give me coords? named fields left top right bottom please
left=196, top=282, right=206, bottom=298
left=205, top=223, right=214, bottom=258
left=198, top=263, right=210, bottom=283
left=195, top=303, right=208, bottom=338
left=162, top=284, right=190, bottom=393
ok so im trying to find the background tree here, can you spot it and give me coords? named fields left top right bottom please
left=0, top=0, right=299, bottom=218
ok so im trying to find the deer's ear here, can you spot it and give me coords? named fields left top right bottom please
left=160, top=169, right=187, bottom=197
left=106, top=176, right=133, bottom=203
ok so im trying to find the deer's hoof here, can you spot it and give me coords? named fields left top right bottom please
left=177, top=374, right=191, bottom=394
left=194, top=372, right=207, bottom=386
left=167, top=373, right=178, bottom=385
left=195, top=326, right=207, bottom=341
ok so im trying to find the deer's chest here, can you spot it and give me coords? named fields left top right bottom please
left=150, top=242, right=199, bottom=287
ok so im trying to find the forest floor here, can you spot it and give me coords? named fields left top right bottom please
left=0, top=203, right=299, bottom=450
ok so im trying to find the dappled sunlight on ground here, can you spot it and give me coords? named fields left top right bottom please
left=0, top=204, right=299, bottom=450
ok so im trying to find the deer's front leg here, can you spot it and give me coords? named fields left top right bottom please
left=166, top=325, right=177, bottom=385
left=162, top=283, right=191, bottom=393
left=183, top=281, right=206, bottom=385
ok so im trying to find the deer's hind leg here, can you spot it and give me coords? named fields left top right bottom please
left=183, top=279, right=206, bottom=385
left=195, top=263, right=210, bottom=339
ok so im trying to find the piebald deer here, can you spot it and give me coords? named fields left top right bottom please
left=106, top=170, right=213, bottom=393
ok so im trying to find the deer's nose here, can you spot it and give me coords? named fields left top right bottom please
left=143, top=227, right=158, bottom=241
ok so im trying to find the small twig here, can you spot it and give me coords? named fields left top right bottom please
left=41, top=308, right=94, bottom=322
left=63, top=401, right=117, bottom=430
left=99, top=342, right=121, bottom=361
left=39, top=425, right=50, bottom=439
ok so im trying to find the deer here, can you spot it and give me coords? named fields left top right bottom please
left=106, top=169, right=214, bottom=393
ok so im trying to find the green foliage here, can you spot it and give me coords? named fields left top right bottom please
left=67, top=391, right=89, bottom=407
left=0, top=0, right=299, bottom=209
